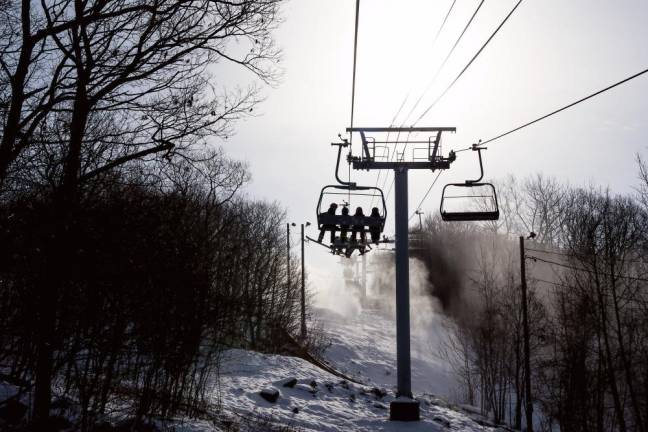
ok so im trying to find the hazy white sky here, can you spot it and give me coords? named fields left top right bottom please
left=218, top=0, right=648, bottom=269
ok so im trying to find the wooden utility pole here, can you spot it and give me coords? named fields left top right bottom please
left=300, top=223, right=307, bottom=340
left=286, top=223, right=291, bottom=290
left=519, top=236, right=533, bottom=432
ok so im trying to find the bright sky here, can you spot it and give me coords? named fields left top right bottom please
left=219, top=0, right=648, bottom=272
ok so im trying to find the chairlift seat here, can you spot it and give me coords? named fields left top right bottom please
left=441, top=210, right=500, bottom=221
left=440, top=182, right=499, bottom=222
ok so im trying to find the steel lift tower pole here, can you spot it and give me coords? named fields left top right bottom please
left=346, top=126, right=456, bottom=421
left=394, top=167, right=412, bottom=400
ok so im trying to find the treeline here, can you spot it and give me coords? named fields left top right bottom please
left=418, top=164, right=648, bottom=432
left=0, top=158, right=302, bottom=429
left=0, top=0, right=295, bottom=430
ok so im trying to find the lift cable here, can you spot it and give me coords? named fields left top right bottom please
left=409, top=170, right=444, bottom=222
left=403, top=0, right=486, bottom=127
left=432, top=0, right=458, bottom=49
left=414, top=0, right=524, bottom=125
left=411, top=66, right=648, bottom=219
left=527, top=254, right=648, bottom=284
left=400, top=0, right=522, bottom=215
left=386, top=0, right=485, bottom=189
left=347, top=0, right=361, bottom=201
left=383, top=0, right=481, bottom=205
left=349, top=0, right=360, bottom=140
left=452, top=65, right=648, bottom=153
left=378, top=97, right=412, bottom=196
left=370, top=95, right=409, bottom=207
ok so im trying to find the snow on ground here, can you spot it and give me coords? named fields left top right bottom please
left=212, top=265, right=508, bottom=431
left=1, top=304, right=503, bottom=432
left=215, top=348, right=506, bottom=431
left=317, top=305, right=456, bottom=397
left=1, top=258, right=502, bottom=431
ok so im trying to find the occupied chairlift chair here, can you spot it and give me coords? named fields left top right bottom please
left=315, top=184, right=387, bottom=254
left=312, top=140, right=387, bottom=256
left=440, top=144, right=499, bottom=221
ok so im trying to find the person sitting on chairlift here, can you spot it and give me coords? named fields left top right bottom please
left=351, top=207, right=366, bottom=243
left=369, top=207, right=381, bottom=244
left=318, top=202, right=338, bottom=243
left=339, top=206, right=350, bottom=242
left=351, top=207, right=367, bottom=255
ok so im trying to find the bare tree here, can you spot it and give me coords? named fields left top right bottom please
left=495, top=174, right=566, bottom=243
left=0, top=1, right=285, bottom=426
left=0, top=0, right=282, bottom=193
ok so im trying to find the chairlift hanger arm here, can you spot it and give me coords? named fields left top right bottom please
left=331, top=142, right=356, bottom=187
left=465, top=145, right=487, bottom=184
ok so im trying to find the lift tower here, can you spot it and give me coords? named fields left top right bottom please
left=346, top=126, right=456, bottom=421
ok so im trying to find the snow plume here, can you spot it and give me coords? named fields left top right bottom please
left=410, top=239, right=467, bottom=315
left=368, top=252, right=451, bottom=363
left=308, top=261, right=362, bottom=317
left=310, top=251, right=458, bottom=396
left=409, top=225, right=520, bottom=319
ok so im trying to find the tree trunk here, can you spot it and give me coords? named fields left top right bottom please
left=0, top=0, right=33, bottom=187
left=594, top=269, right=627, bottom=432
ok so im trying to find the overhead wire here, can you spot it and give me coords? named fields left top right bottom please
left=526, top=246, right=648, bottom=266
left=527, top=255, right=648, bottom=284
left=531, top=277, right=646, bottom=303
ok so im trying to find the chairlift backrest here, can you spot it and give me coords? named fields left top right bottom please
left=439, top=146, right=500, bottom=222
left=440, top=183, right=499, bottom=221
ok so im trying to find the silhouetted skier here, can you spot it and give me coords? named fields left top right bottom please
left=339, top=206, right=350, bottom=242
left=318, top=203, right=338, bottom=243
left=351, top=207, right=366, bottom=256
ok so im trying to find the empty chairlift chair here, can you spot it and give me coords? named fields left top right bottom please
left=440, top=146, right=499, bottom=221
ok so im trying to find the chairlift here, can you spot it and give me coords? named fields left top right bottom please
left=314, top=184, right=387, bottom=256
left=440, top=145, right=499, bottom=221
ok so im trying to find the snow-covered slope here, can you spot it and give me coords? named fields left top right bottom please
left=1, top=302, right=505, bottom=431
left=317, top=306, right=456, bottom=397
left=213, top=302, right=509, bottom=431
left=215, top=348, right=506, bottom=431
left=1, top=260, right=504, bottom=431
